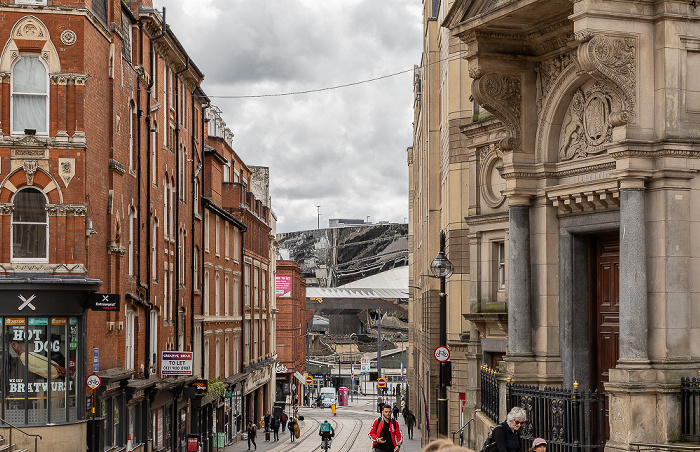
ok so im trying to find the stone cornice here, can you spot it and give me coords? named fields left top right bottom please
left=464, top=212, right=509, bottom=227
left=500, top=161, right=616, bottom=180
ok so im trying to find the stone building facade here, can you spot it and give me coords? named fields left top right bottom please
left=410, top=0, right=700, bottom=449
left=0, top=1, right=276, bottom=451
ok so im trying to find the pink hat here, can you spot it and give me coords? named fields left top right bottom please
left=533, top=438, right=547, bottom=447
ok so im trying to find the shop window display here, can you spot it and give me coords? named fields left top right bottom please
left=2, top=317, right=79, bottom=425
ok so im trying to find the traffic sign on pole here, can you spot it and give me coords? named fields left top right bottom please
left=305, top=375, right=314, bottom=385
left=434, top=345, right=450, bottom=363
left=377, top=377, right=387, bottom=388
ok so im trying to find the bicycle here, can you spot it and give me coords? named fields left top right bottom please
left=321, top=438, right=332, bottom=451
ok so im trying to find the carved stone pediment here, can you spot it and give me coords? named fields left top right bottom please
left=471, top=72, right=522, bottom=152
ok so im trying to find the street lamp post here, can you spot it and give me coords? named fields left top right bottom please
left=430, top=230, right=453, bottom=438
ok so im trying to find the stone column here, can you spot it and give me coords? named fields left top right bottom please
left=618, top=187, right=649, bottom=363
left=508, top=204, right=532, bottom=356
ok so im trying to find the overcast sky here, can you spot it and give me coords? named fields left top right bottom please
left=155, top=0, right=423, bottom=233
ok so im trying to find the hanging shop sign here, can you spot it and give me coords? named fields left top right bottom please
left=87, top=293, right=120, bottom=311
left=161, top=351, right=193, bottom=375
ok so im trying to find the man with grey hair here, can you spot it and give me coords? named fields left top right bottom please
left=492, top=407, right=527, bottom=452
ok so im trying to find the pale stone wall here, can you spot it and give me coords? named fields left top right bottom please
left=0, top=422, right=87, bottom=452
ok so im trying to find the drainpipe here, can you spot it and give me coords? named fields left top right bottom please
left=144, top=6, right=167, bottom=380
left=174, top=56, right=189, bottom=352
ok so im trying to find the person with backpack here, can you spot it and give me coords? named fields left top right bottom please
left=288, top=417, right=296, bottom=442
left=368, top=404, right=403, bottom=452
left=319, top=419, right=335, bottom=450
left=246, top=421, right=257, bottom=450
left=482, top=406, right=527, bottom=452
left=404, top=410, right=416, bottom=439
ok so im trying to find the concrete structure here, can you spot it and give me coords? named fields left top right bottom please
left=0, top=2, right=276, bottom=450
left=410, top=0, right=700, bottom=449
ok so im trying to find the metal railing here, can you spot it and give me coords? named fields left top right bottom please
left=480, top=365, right=500, bottom=423
left=451, top=418, right=474, bottom=447
left=0, top=417, right=42, bottom=452
left=681, top=377, right=700, bottom=442
left=507, top=382, right=606, bottom=452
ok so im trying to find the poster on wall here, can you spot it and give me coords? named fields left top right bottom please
left=275, top=276, right=291, bottom=297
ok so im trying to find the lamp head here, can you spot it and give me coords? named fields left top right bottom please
left=430, top=251, right=453, bottom=278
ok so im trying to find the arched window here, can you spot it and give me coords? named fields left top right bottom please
left=151, top=219, right=158, bottom=281
left=11, top=54, right=48, bottom=135
left=128, top=207, right=136, bottom=276
left=12, top=187, right=48, bottom=261
left=151, top=121, right=158, bottom=184
left=129, top=102, right=136, bottom=169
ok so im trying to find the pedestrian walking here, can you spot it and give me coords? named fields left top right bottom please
left=272, top=416, right=280, bottom=441
left=246, top=421, right=257, bottom=450
left=405, top=410, right=416, bottom=439
left=368, top=404, right=403, bottom=452
left=281, top=412, right=287, bottom=432
left=392, top=403, right=399, bottom=421
left=288, top=417, right=296, bottom=442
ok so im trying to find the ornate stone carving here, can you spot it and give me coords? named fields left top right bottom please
left=46, top=204, right=87, bottom=216
left=58, top=158, right=75, bottom=187
left=0, top=263, right=87, bottom=274
left=60, top=30, right=77, bottom=46
left=478, top=144, right=506, bottom=208
left=0, top=204, right=14, bottom=215
left=558, top=82, right=623, bottom=161
left=577, top=34, right=636, bottom=121
left=536, top=52, right=575, bottom=113
left=23, top=160, right=38, bottom=185
left=472, top=73, right=522, bottom=151
left=109, top=158, right=126, bottom=175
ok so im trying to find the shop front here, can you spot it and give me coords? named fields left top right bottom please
left=0, top=276, right=100, bottom=451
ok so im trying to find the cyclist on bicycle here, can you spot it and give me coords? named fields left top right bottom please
left=319, top=419, right=335, bottom=450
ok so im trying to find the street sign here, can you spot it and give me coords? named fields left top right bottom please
left=86, top=373, right=101, bottom=390
left=377, top=377, right=387, bottom=388
left=434, top=346, right=450, bottom=363
left=360, top=357, right=370, bottom=372
left=305, top=375, right=314, bottom=385
left=92, top=347, right=99, bottom=372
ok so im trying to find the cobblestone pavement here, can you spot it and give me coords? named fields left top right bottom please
left=221, top=396, right=423, bottom=452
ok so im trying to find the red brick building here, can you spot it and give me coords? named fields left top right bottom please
left=274, top=260, right=309, bottom=403
left=0, top=1, right=276, bottom=451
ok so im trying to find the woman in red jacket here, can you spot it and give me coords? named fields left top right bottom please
left=368, top=405, right=403, bottom=452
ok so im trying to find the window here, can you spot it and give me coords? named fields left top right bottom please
left=193, top=247, right=199, bottom=291
left=215, top=272, right=220, bottom=316
left=224, top=223, right=229, bottom=259
left=151, top=122, right=157, bottom=184
left=163, top=180, right=168, bottom=239
left=233, top=336, right=240, bottom=373
left=169, top=178, right=174, bottom=237
left=215, top=337, right=220, bottom=378
left=4, top=317, right=80, bottom=425
left=253, top=267, right=259, bottom=308
left=129, top=102, right=135, bottom=169
left=125, top=309, right=135, bottom=370
left=243, top=322, right=250, bottom=364
left=262, top=270, right=267, bottom=309
left=128, top=208, right=136, bottom=276
left=193, top=326, right=202, bottom=375
left=194, top=178, right=200, bottom=216
left=497, top=241, right=506, bottom=290
left=203, top=338, right=210, bottom=379
left=152, top=53, right=158, bottom=100
left=11, top=54, right=48, bottom=135
left=253, top=320, right=258, bottom=360
left=17, top=0, right=47, bottom=5
left=169, top=268, right=173, bottom=321
left=204, top=210, right=210, bottom=252
left=225, top=336, right=230, bottom=377
left=121, top=10, right=132, bottom=61
left=11, top=188, right=48, bottom=261
left=244, top=264, right=251, bottom=307
left=215, top=217, right=220, bottom=256
left=224, top=276, right=230, bottom=316
left=149, top=310, right=158, bottom=369
left=179, top=146, right=186, bottom=199
left=164, top=268, right=168, bottom=323
left=233, top=230, right=240, bottom=262
left=223, top=163, right=230, bottom=183
left=233, top=276, right=240, bottom=316
left=204, top=270, right=210, bottom=316
left=179, top=229, right=186, bottom=285
left=151, top=220, right=158, bottom=281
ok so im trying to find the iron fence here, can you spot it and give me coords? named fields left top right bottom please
left=480, top=365, right=500, bottom=423
left=507, top=382, right=607, bottom=452
left=682, top=377, right=700, bottom=442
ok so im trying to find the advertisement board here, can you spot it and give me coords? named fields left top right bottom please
left=161, top=351, right=193, bottom=375
left=275, top=276, right=292, bottom=297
